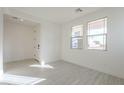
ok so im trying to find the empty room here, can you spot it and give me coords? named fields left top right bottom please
left=0, top=7, right=124, bottom=85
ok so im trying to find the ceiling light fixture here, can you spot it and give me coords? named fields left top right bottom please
left=12, top=16, right=24, bottom=22
left=12, top=16, right=18, bottom=20
left=75, top=8, right=83, bottom=13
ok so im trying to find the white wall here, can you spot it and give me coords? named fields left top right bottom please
left=41, top=22, right=61, bottom=63
left=33, top=24, right=41, bottom=62
left=61, top=8, right=124, bottom=79
left=3, top=8, right=61, bottom=64
left=0, top=8, right=3, bottom=75
left=4, top=20, right=34, bottom=62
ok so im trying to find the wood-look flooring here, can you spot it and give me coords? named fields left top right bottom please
left=0, top=59, right=124, bottom=85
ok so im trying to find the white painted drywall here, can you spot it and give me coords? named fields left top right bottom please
left=0, top=8, right=3, bottom=75
left=3, top=20, right=34, bottom=62
left=3, top=8, right=61, bottom=64
left=33, top=24, right=41, bottom=62
left=61, top=8, right=124, bottom=79
left=41, top=22, right=61, bottom=63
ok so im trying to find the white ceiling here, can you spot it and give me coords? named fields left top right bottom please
left=4, top=14, right=39, bottom=27
left=11, top=7, right=102, bottom=24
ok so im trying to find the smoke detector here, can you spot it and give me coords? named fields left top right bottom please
left=20, top=18, right=24, bottom=22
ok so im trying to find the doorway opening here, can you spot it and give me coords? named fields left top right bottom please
left=3, top=14, right=41, bottom=69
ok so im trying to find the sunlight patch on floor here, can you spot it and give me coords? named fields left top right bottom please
left=30, top=64, right=54, bottom=69
left=0, top=74, right=46, bottom=85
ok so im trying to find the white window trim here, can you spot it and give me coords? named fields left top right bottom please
left=71, top=25, right=83, bottom=49
left=87, top=17, right=107, bottom=51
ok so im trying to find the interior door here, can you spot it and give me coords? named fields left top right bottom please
left=33, top=26, right=40, bottom=62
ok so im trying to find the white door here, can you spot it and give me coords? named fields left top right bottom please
left=33, top=26, right=40, bottom=62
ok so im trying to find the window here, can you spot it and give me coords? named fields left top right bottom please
left=71, top=25, right=83, bottom=49
left=87, top=18, right=107, bottom=50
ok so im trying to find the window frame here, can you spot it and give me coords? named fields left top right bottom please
left=87, top=17, right=107, bottom=51
left=70, top=25, right=83, bottom=49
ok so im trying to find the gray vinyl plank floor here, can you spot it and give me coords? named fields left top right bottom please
left=0, top=59, right=124, bottom=85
